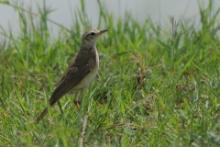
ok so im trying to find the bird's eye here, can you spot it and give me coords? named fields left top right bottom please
left=90, top=32, right=95, bottom=36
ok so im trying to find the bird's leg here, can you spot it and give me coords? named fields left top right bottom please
left=57, top=101, right=64, bottom=114
left=74, top=90, right=83, bottom=107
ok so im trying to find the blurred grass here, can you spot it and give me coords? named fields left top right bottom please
left=0, top=0, right=220, bottom=146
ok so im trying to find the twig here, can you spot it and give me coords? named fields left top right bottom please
left=78, top=114, right=88, bottom=147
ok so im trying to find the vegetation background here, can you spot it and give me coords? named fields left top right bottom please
left=0, top=0, right=220, bottom=146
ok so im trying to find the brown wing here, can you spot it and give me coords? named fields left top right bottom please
left=49, top=48, right=96, bottom=106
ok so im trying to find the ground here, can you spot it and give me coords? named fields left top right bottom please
left=0, top=1, right=220, bottom=146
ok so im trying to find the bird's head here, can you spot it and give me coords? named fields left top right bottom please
left=81, top=29, right=108, bottom=47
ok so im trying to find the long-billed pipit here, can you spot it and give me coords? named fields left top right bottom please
left=36, top=29, right=108, bottom=122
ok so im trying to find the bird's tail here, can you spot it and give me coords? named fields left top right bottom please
left=35, top=107, right=48, bottom=123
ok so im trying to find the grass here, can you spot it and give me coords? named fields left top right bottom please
left=0, top=0, right=220, bottom=146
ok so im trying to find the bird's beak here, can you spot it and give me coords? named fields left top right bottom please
left=97, top=29, right=108, bottom=36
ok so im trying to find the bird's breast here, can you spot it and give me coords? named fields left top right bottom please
left=74, top=49, right=99, bottom=89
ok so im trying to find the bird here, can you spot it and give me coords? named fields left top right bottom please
left=35, top=29, right=108, bottom=123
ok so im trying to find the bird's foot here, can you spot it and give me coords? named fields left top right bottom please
left=74, top=99, right=81, bottom=108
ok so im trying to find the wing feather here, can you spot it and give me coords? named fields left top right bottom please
left=49, top=48, right=96, bottom=106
